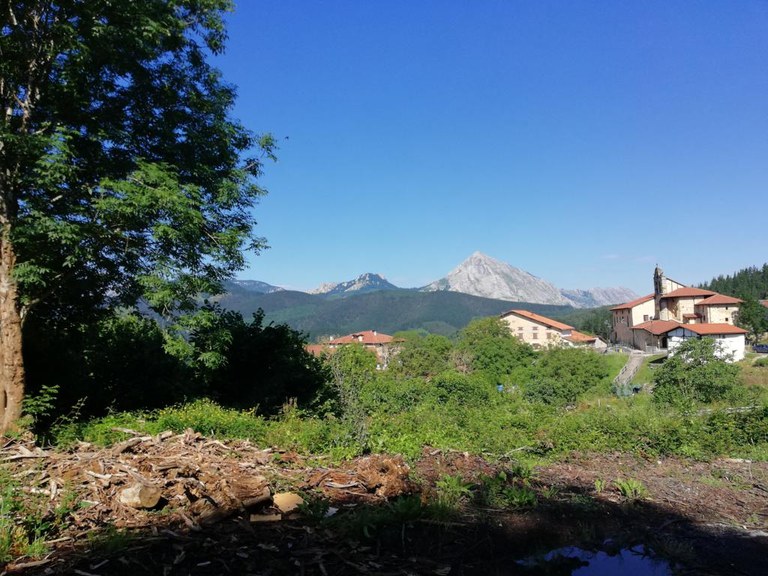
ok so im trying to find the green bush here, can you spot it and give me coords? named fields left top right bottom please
left=524, top=347, right=610, bottom=406
left=653, top=338, right=740, bottom=407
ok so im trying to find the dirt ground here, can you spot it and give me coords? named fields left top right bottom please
left=1, top=431, right=767, bottom=575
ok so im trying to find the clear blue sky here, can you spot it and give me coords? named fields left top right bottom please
left=214, top=0, right=768, bottom=295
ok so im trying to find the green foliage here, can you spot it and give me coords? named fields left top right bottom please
left=22, top=383, right=59, bottom=423
left=5, top=0, right=274, bottom=320
left=389, top=333, right=452, bottom=379
left=524, top=347, right=610, bottom=406
left=24, top=311, right=193, bottom=430
left=430, top=371, right=496, bottom=406
left=297, top=495, right=331, bottom=522
left=736, top=298, right=768, bottom=343
left=755, top=357, right=768, bottom=368
left=189, top=305, right=328, bottom=414
left=561, top=307, right=613, bottom=342
left=455, top=317, right=534, bottom=380
left=318, top=344, right=378, bottom=445
left=434, top=474, right=473, bottom=508
left=614, top=478, right=648, bottom=500
left=475, top=471, right=537, bottom=509
left=653, top=338, right=740, bottom=407
left=699, top=263, right=768, bottom=300
left=3, top=0, right=276, bottom=431
left=156, top=399, right=268, bottom=441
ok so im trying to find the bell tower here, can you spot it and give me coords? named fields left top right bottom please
left=653, top=265, right=665, bottom=320
left=653, top=265, right=664, bottom=296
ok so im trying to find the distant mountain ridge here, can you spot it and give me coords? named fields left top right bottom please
left=420, top=252, right=636, bottom=308
left=237, top=252, right=637, bottom=309
left=227, top=280, right=284, bottom=294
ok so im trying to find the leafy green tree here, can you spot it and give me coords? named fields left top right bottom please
left=735, top=298, right=768, bottom=344
left=190, top=306, right=327, bottom=414
left=1, top=1, right=273, bottom=432
left=389, top=332, right=452, bottom=380
left=653, top=338, right=740, bottom=407
left=454, top=317, right=534, bottom=380
left=576, top=308, right=612, bottom=342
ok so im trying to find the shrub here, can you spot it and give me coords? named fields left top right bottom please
left=524, top=347, right=610, bottom=406
left=653, top=338, right=740, bottom=407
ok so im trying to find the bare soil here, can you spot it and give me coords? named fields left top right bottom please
left=1, top=431, right=766, bottom=575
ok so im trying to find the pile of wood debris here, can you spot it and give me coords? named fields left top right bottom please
left=2, top=431, right=768, bottom=575
left=1, top=429, right=419, bottom=574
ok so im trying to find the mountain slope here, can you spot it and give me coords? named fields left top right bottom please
left=560, top=287, right=640, bottom=308
left=226, top=280, right=284, bottom=294
left=216, top=288, right=574, bottom=338
left=422, top=252, right=636, bottom=308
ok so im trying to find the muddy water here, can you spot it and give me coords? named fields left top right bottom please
left=519, top=544, right=672, bottom=575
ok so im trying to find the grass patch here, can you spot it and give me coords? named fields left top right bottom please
left=632, top=354, right=666, bottom=385
left=603, top=352, right=630, bottom=381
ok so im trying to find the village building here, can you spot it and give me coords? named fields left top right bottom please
left=611, top=267, right=746, bottom=361
left=500, top=309, right=607, bottom=350
left=306, top=330, right=399, bottom=369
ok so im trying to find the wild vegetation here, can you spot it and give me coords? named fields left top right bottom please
left=21, top=317, right=765, bottom=467
left=3, top=3, right=768, bottom=573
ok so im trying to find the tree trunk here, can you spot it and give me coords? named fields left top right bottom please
left=0, top=225, right=25, bottom=435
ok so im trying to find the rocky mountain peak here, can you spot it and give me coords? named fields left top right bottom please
left=310, top=273, right=398, bottom=297
left=421, top=252, right=637, bottom=308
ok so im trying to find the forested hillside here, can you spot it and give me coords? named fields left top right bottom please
left=699, top=264, right=768, bottom=299
left=215, top=288, right=575, bottom=338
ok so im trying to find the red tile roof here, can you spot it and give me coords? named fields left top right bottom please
left=676, top=323, right=748, bottom=336
left=661, top=287, right=715, bottom=299
left=761, top=300, right=768, bottom=309
left=682, top=313, right=701, bottom=319
left=306, top=344, right=329, bottom=357
left=610, top=294, right=654, bottom=311
left=565, top=330, right=597, bottom=343
left=695, top=294, right=743, bottom=306
left=500, top=309, right=574, bottom=332
left=330, top=330, right=394, bottom=345
left=631, top=320, right=681, bottom=335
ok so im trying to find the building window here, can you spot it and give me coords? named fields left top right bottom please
left=532, top=326, right=538, bottom=331
left=532, top=332, right=538, bottom=340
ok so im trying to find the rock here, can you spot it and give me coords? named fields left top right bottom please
left=118, top=482, right=163, bottom=509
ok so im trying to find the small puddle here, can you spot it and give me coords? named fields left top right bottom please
left=518, top=544, right=673, bottom=575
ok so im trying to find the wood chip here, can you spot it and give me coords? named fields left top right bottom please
left=273, top=492, right=304, bottom=513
